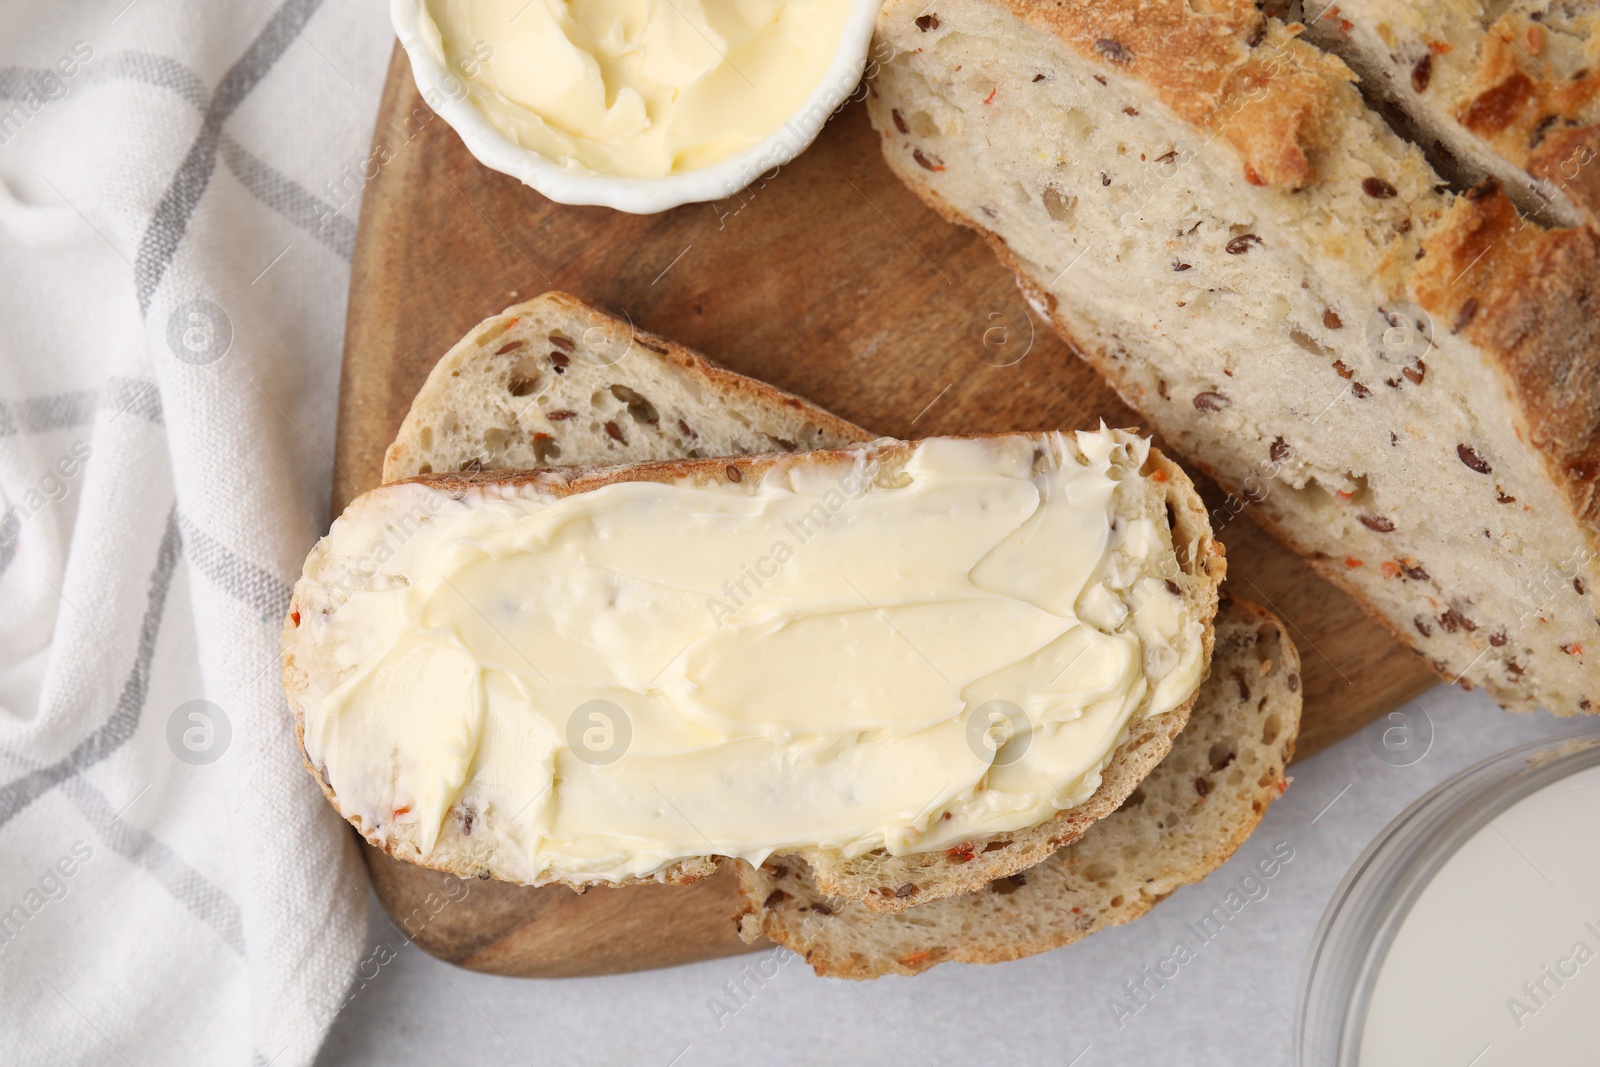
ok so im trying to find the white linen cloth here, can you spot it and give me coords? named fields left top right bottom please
left=0, top=3, right=393, bottom=1063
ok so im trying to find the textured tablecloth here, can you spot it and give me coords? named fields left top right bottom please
left=0, top=3, right=391, bottom=1063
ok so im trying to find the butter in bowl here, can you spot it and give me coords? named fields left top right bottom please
left=393, top=0, right=883, bottom=212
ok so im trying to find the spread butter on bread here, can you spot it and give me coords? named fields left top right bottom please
left=284, top=424, right=1223, bottom=908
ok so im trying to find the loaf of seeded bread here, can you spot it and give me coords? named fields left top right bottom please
left=869, top=0, right=1600, bottom=715
left=1303, top=0, right=1599, bottom=231
left=285, top=428, right=1224, bottom=906
left=735, top=595, right=1300, bottom=977
left=383, top=291, right=868, bottom=482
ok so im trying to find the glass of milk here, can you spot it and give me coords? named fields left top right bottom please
left=1298, top=733, right=1600, bottom=1066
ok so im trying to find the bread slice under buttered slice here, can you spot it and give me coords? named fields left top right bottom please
left=733, top=595, right=1300, bottom=978
left=282, top=430, right=1224, bottom=911
left=382, top=291, right=868, bottom=482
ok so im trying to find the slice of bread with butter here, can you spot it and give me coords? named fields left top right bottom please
left=283, top=426, right=1224, bottom=909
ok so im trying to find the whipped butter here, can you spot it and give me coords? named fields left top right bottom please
left=293, top=431, right=1206, bottom=884
left=414, top=0, right=856, bottom=178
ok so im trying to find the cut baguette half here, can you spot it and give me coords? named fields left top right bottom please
left=1303, top=0, right=1600, bottom=231
left=869, top=0, right=1600, bottom=715
left=283, top=432, right=1224, bottom=906
left=734, top=595, right=1300, bottom=978
left=383, top=291, right=868, bottom=483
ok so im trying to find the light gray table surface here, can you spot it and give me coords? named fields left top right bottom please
left=316, top=684, right=1595, bottom=1067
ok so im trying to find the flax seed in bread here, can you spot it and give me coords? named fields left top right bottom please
left=1303, top=0, right=1600, bottom=231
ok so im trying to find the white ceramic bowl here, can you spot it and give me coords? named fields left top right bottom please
left=390, top=0, right=883, bottom=214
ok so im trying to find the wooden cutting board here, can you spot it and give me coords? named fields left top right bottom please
left=334, top=43, right=1436, bottom=978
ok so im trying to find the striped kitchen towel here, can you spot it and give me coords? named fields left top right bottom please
left=0, top=2, right=391, bottom=1063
